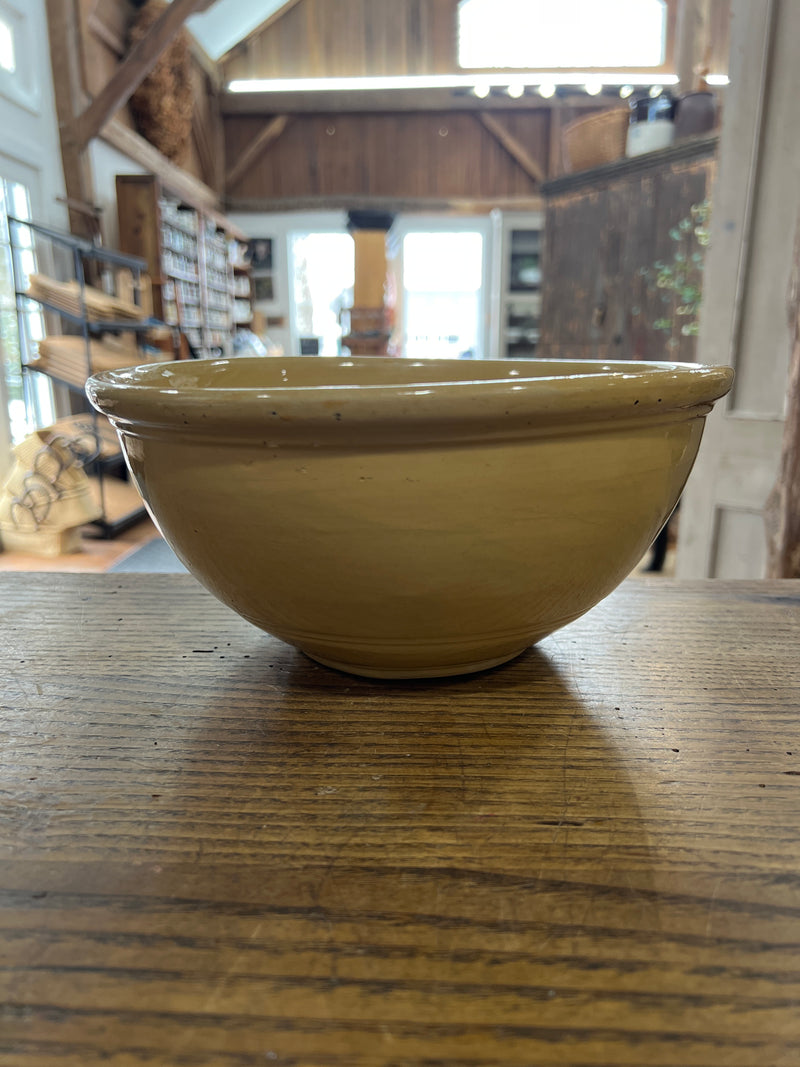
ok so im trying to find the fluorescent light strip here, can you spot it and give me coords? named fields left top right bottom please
left=705, top=74, right=730, bottom=86
left=228, top=72, right=680, bottom=93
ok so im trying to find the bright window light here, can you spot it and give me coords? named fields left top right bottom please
left=458, top=0, right=666, bottom=69
left=0, top=18, right=14, bottom=74
left=403, top=233, right=483, bottom=294
left=228, top=72, right=677, bottom=94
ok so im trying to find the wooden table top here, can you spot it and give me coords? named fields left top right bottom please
left=1, top=574, right=799, bottom=1067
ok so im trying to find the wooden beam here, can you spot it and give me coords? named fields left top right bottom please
left=674, top=0, right=713, bottom=93
left=87, top=9, right=223, bottom=91
left=225, top=194, right=544, bottom=215
left=73, top=0, right=214, bottom=149
left=765, top=217, right=800, bottom=578
left=548, top=107, right=563, bottom=178
left=45, top=0, right=95, bottom=237
left=221, top=89, right=615, bottom=115
left=102, top=119, right=244, bottom=239
left=476, top=112, right=545, bottom=186
left=86, top=10, right=125, bottom=56
left=225, top=115, right=290, bottom=190
left=101, top=118, right=219, bottom=213
left=192, top=106, right=217, bottom=189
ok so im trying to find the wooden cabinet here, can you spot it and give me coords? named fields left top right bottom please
left=116, top=176, right=250, bottom=358
left=538, top=136, right=717, bottom=363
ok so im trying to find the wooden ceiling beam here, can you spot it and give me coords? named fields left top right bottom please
left=225, top=115, right=291, bottom=190
left=101, top=118, right=219, bottom=213
left=476, top=112, right=545, bottom=186
left=220, top=89, right=615, bottom=115
left=73, top=0, right=216, bottom=149
left=225, top=194, right=544, bottom=215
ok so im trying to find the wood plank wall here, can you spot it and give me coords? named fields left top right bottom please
left=222, top=0, right=459, bottom=81
left=224, top=109, right=563, bottom=204
left=221, top=0, right=731, bottom=82
left=539, top=146, right=716, bottom=363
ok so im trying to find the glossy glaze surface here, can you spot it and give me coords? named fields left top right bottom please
left=88, top=357, right=733, bottom=677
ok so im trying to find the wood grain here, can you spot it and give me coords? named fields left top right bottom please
left=1, top=575, right=799, bottom=1065
left=222, top=0, right=459, bottom=82
left=539, top=141, right=717, bottom=363
left=223, top=110, right=551, bottom=203
left=766, top=216, right=800, bottom=578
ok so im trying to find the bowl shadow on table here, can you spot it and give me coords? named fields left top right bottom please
left=185, top=644, right=659, bottom=942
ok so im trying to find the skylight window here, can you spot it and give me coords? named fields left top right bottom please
left=458, top=0, right=667, bottom=70
left=0, top=17, right=15, bottom=74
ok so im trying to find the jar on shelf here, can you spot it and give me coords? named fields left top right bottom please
left=626, top=90, right=676, bottom=157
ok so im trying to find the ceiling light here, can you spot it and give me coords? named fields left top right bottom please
left=537, top=82, right=556, bottom=99
left=705, top=74, right=730, bottom=86
left=649, top=84, right=664, bottom=98
left=584, top=78, right=603, bottom=96
left=227, top=73, right=679, bottom=94
left=507, top=82, right=525, bottom=98
left=472, top=82, right=491, bottom=98
left=619, top=84, right=634, bottom=99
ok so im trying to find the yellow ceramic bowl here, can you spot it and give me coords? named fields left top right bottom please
left=88, top=356, right=732, bottom=678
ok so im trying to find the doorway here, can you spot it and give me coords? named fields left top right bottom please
left=393, top=220, right=491, bottom=359
left=289, top=231, right=354, bottom=356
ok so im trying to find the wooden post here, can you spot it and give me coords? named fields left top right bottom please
left=45, top=0, right=96, bottom=238
left=765, top=218, right=800, bottom=577
left=342, top=229, right=391, bottom=356
left=675, top=0, right=713, bottom=93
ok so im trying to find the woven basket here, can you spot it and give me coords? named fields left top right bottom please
left=562, top=109, right=630, bottom=173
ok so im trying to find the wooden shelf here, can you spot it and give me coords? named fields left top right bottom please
left=541, top=135, right=718, bottom=196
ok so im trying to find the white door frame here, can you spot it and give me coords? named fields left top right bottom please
left=676, top=0, right=796, bottom=577
left=390, top=214, right=494, bottom=360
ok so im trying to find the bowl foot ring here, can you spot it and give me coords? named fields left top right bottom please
left=303, top=647, right=529, bottom=680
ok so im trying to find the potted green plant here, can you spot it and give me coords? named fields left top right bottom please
left=644, top=199, right=711, bottom=351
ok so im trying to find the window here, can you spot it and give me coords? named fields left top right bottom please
left=401, top=231, right=485, bottom=360
left=0, top=179, right=53, bottom=443
left=458, top=0, right=667, bottom=70
left=0, top=17, right=13, bottom=74
left=290, top=232, right=354, bottom=357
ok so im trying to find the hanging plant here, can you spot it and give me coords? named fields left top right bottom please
left=642, top=200, right=711, bottom=350
left=128, top=0, right=194, bottom=167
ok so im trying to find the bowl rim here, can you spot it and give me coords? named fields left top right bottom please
left=86, top=356, right=734, bottom=441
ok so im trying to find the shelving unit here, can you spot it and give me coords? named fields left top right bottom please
left=232, top=254, right=254, bottom=329
left=492, top=210, right=545, bottom=359
left=116, top=175, right=250, bottom=358
left=8, top=216, right=172, bottom=538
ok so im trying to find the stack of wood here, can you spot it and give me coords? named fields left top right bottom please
left=27, top=273, right=146, bottom=323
